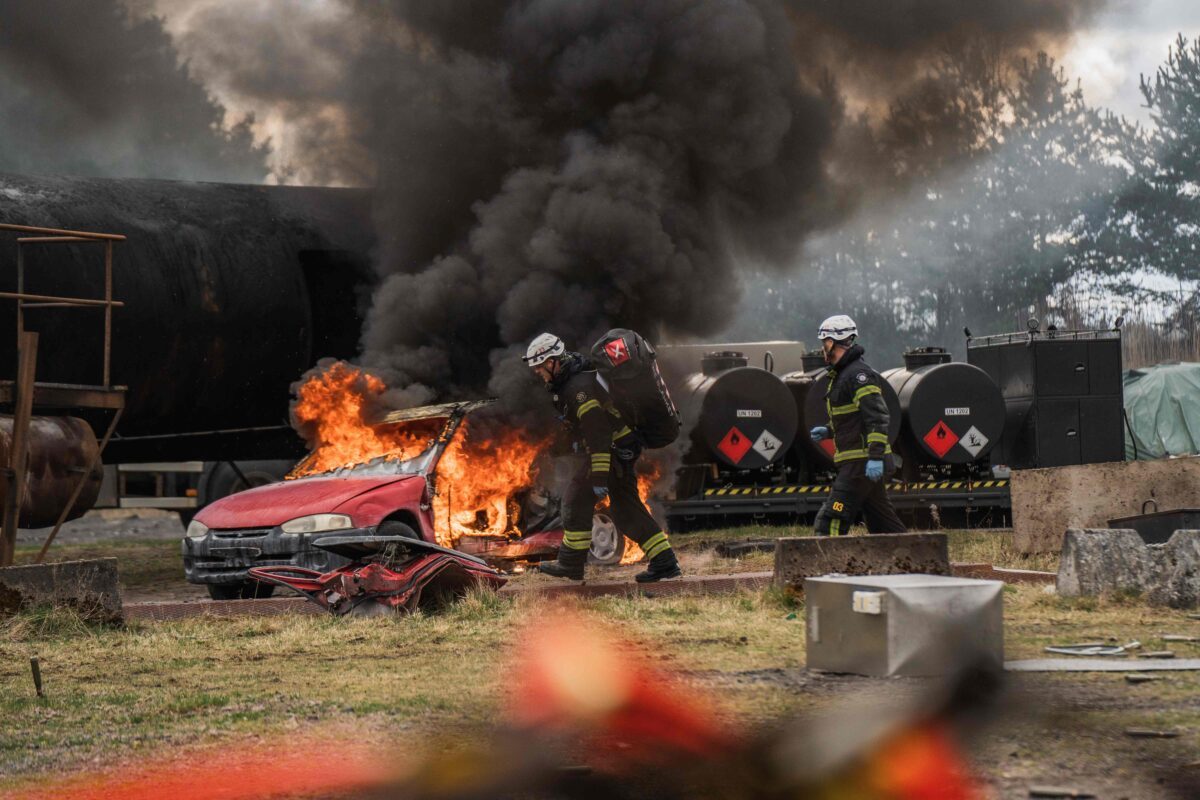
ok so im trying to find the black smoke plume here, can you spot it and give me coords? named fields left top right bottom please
left=344, top=0, right=1105, bottom=419
left=0, top=0, right=267, bottom=182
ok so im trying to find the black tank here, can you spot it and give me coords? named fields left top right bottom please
left=682, top=352, right=798, bottom=470
left=0, top=173, right=375, bottom=459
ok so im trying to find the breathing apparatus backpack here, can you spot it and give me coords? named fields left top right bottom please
left=590, top=329, right=680, bottom=449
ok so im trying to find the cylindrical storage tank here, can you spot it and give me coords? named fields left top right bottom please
left=0, top=173, right=375, bottom=460
left=883, top=352, right=1005, bottom=465
left=795, top=367, right=902, bottom=466
left=0, top=415, right=102, bottom=526
left=683, top=352, right=798, bottom=470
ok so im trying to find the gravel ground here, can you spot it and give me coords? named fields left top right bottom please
left=15, top=508, right=185, bottom=545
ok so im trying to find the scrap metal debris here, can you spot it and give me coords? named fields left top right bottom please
left=1124, top=728, right=1182, bottom=739
left=1028, top=786, right=1096, bottom=799
left=249, top=534, right=504, bottom=616
left=1043, top=641, right=1140, bottom=657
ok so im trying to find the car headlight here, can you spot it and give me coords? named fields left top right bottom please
left=186, top=520, right=210, bottom=540
left=280, top=513, right=353, bottom=534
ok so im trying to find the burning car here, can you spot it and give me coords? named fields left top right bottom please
left=182, top=398, right=629, bottom=599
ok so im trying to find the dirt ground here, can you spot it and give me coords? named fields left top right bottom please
left=4, top=521, right=1198, bottom=798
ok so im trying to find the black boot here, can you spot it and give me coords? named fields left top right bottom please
left=538, top=545, right=588, bottom=580
left=635, top=548, right=682, bottom=583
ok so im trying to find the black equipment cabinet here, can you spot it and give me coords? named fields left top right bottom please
left=967, top=329, right=1124, bottom=469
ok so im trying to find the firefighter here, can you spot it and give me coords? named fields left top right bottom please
left=809, top=315, right=908, bottom=536
left=523, top=332, right=681, bottom=582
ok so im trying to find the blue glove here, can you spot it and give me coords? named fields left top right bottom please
left=809, top=426, right=830, bottom=442
left=865, top=459, right=884, bottom=481
left=593, top=486, right=609, bottom=499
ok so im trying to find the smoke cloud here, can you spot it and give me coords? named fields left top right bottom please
left=0, top=0, right=268, bottom=182
left=2, top=0, right=1107, bottom=421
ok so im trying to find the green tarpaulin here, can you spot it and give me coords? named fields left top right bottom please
left=1124, top=362, right=1200, bottom=460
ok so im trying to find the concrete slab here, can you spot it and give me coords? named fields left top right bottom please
left=1006, top=658, right=1200, bottom=672
left=0, top=558, right=122, bottom=623
left=774, top=533, right=949, bottom=590
left=1011, top=456, right=1200, bottom=554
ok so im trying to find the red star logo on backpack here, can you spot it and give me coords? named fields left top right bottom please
left=604, top=337, right=630, bottom=366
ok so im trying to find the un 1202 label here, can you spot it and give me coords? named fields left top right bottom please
left=737, top=409, right=763, bottom=418
left=944, top=407, right=970, bottom=416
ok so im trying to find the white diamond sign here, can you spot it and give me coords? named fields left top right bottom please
left=958, top=425, right=988, bottom=458
left=752, top=429, right=783, bottom=461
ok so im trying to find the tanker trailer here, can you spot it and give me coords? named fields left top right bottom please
left=881, top=347, right=1006, bottom=480
left=680, top=351, right=799, bottom=474
left=0, top=173, right=376, bottom=520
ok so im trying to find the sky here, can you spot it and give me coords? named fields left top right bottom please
left=1065, top=0, right=1200, bottom=123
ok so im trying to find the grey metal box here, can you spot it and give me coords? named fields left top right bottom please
left=805, top=574, right=1004, bottom=677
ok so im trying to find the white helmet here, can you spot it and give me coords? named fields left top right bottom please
left=523, top=332, right=566, bottom=367
left=818, top=314, right=858, bottom=342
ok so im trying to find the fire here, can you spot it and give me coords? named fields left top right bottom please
left=431, top=421, right=547, bottom=547
left=289, top=362, right=671, bottom=562
left=289, top=362, right=430, bottom=476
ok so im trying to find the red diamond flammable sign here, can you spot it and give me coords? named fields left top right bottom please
left=717, top=425, right=753, bottom=464
left=923, top=420, right=959, bottom=459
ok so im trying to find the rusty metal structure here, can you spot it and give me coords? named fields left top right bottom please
left=0, top=223, right=126, bottom=567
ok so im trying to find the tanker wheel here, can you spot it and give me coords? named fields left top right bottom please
left=206, top=582, right=275, bottom=600
left=587, top=512, right=626, bottom=566
left=197, top=460, right=294, bottom=508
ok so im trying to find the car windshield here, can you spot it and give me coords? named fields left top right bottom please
left=291, top=414, right=452, bottom=480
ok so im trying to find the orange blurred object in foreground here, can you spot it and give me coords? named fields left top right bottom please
left=510, top=611, right=735, bottom=767
left=864, top=723, right=984, bottom=800
left=6, top=737, right=390, bottom=800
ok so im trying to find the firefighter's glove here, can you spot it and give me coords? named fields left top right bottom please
left=593, top=486, right=609, bottom=500
left=809, top=426, right=830, bottom=442
left=865, top=459, right=884, bottom=482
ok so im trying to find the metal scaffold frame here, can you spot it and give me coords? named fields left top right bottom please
left=0, top=223, right=128, bottom=567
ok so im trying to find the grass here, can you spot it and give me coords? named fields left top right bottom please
left=13, top=539, right=184, bottom=600
left=6, top=526, right=1191, bottom=797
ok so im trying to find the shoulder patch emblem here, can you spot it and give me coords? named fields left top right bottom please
left=856, top=372, right=868, bottom=383
left=552, top=395, right=559, bottom=403
left=576, top=391, right=587, bottom=402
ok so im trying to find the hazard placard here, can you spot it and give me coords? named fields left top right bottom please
left=819, top=438, right=836, bottom=457
left=752, top=429, right=783, bottom=461
left=958, top=425, right=988, bottom=458
left=717, top=425, right=753, bottom=464
left=923, top=420, right=959, bottom=458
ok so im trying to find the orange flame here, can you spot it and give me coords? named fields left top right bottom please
left=289, top=362, right=431, bottom=476
left=430, top=421, right=548, bottom=548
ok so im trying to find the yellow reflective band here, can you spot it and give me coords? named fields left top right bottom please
left=612, top=426, right=633, bottom=441
left=854, top=384, right=882, bottom=402
left=591, top=453, right=612, bottom=462
left=829, top=402, right=858, bottom=415
left=833, top=448, right=867, bottom=462
left=576, top=399, right=600, bottom=418
left=641, top=532, right=667, bottom=551
left=830, top=518, right=842, bottom=537
left=642, top=532, right=671, bottom=559
left=866, top=432, right=889, bottom=444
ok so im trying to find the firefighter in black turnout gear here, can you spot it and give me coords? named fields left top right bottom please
left=810, top=315, right=908, bottom=537
left=523, top=333, right=681, bottom=582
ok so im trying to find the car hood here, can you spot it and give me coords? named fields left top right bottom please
left=197, top=474, right=423, bottom=529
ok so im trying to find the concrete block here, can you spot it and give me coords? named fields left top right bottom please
left=0, top=558, right=122, bottom=623
left=1011, top=456, right=1200, bottom=554
left=1057, top=529, right=1153, bottom=597
left=1058, top=529, right=1200, bottom=609
left=774, top=533, right=949, bottom=590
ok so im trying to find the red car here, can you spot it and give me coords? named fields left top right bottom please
left=181, top=401, right=625, bottom=599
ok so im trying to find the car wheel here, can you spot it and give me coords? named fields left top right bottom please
left=377, top=520, right=420, bottom=539
left=587, top=512, right=626, bottom=566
